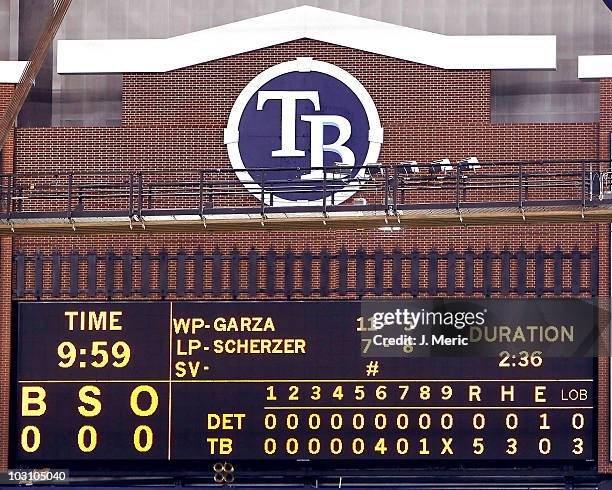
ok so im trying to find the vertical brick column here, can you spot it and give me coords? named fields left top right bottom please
left=0, top=83, right=14, bottom=470
left=599, top=78, right=612, bottom=473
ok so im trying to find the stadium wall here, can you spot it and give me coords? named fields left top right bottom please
left=1, top=40, right=610, bottom=470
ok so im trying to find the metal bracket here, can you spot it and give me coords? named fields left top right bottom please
left=456, top=208, right=463, bottom=223
left=69, top=218, right=76, bottom=232
left=212, top=462, right=235, bottom=485
left=133, top=215, right=146, bottom=230
left=520, top=207, right=525, bottom=221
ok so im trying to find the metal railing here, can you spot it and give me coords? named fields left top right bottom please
left=0, top=159, right=609, bottom=222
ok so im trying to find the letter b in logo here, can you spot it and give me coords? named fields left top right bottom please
left=225, top=58, right=383, bottom=206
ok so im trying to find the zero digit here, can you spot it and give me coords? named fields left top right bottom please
left=572, top=413, right=585, bottom=429
left=133, top=425, right=153, bottom=452
left=20, top=425, right=41, bottom=453
left=77, top=425, right=97, bottom=453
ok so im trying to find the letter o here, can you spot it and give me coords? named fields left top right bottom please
left=130, top=385, right=159, bottom=416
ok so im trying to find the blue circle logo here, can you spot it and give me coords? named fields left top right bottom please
left=225, top=58, right=383, bottom=206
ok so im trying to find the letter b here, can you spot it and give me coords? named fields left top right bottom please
left=300, top=115, right=355, bottom=180
left=22, top=386, right=47, bottom=416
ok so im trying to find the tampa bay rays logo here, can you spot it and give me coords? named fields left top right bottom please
left=224, top=58, right=383, bottom=206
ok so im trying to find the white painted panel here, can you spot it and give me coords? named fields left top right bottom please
left=56, top=6, right=556, bottom=74
left=578, top=55, right=612, bottom=79
left=0, top=60, right=25, bottom=82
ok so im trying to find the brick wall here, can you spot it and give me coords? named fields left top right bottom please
left=597, top=78, right=612, bottom=473
left=13, top=40, right=597, bottom=213
left=0, top=82, right=14, bottom=471
left=6, top=40, right=609, bottom=470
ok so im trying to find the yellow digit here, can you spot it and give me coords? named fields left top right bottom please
left=57, top=341, right=76, bottom=368
left=288, top=385, right=299, bottom=401
left=308, top=438, right=320, bottom=454
left=352, top=438, right=364, bottom=454
left=354, top=385, right=365, bottom=400
left=539, top=413, right=550, bottom=430
left=111, top=341, right=131, bottom=368
left=572, top=437, right=584, bottom=455
left=517, top=351, right=529, bottom=367
left=77, top=425, right=97, bottom=453
left=473, top=413, right=486, bottom=430
left=356, top=316, right=368, bottom=331
left=418, top=413, right=431, bottom=429
left=396, top=438, right=409, bottom=455
left=310, top=385, right=321, bottom=400
left=374, top=413, right=387, bottom=429
left=361, top=338, right=372, bottom=354
left=332, top=386, right=344, bottom=400
left=133, top=425, right=153, bottom=452
left=506, top=437, right=518, bottom=455
left=264, top=438, right=276, bottom=454
left=572, top=413, right=585, bottom=429
left=352, top=413, right=364, bottom=430
left=440, top=413, right=453, bottom=430
left=419, top=385, right=431, bottom=400
left=441, top=385, right=453, bottom=400
left=374, top=437, right=387, bottom=455
left=264, top=414, right=277, bottom=429
left=286, top=438, right=298, bottom=455
left=330, top=438, right=343, bottom=455
left=396, top=413, right=409, bottom=429
left=90, top=341, right=109, bottom=368
left=20, top=426, right=40, bottom=453
left=505, top=413, right=518, bottom=430
left=419, top=437, right=429, bottom=455
left=308, top=413, right=321, bottom=430
left=539, top=437, right=551, bottom=455
left=286, top=413, right=299, bottom=430
left=266, top=386, right=277, bottom=401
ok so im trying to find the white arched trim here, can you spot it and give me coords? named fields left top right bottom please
left=56, top=6, right=556, bottom=74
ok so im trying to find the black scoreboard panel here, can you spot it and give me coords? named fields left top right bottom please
left=12, top=300, right=595, bottom=464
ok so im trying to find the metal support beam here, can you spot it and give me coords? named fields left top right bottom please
left=0, top=0, right=72, bottom=149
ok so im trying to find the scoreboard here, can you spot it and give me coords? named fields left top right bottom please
left=12, top=300, right=596, bottom=464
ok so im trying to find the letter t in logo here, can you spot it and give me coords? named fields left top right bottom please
left=257, top=91, right=320, bottom=157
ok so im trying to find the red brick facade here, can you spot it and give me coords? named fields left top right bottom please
left=1, top=40, right=610, bottom=471
left=0, top=83, right=14, bottom=471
